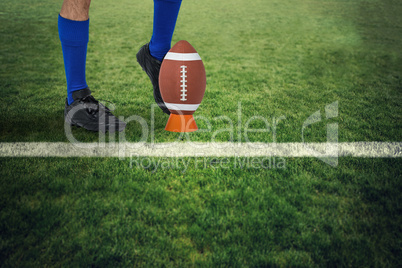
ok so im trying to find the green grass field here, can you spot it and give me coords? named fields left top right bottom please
left=1, top=0, right=401, bottom=266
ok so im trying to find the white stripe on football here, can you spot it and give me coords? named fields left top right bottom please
left=164, top=52, right=201, bottom=61
left=164, top=103, right=200, bottom=111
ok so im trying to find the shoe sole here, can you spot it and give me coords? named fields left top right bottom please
left=65, top=118, right=126, bottom=133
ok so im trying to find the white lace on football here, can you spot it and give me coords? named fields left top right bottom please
left=180, top=65, right=187, bottom=101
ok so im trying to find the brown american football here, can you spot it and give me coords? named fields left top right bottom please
left=159, top=40, right=206, bottom=115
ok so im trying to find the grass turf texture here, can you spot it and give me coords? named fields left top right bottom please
left=0, top=157, right=401, bottom=266
left=0, top=0, right=401, bottom=266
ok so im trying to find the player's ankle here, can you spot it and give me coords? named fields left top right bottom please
left=148, top=41, right=169, bottom=62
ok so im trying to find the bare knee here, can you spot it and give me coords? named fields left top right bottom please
left=60, top=0, right=91, bottom=21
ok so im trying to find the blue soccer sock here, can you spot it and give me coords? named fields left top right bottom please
left=149, top=0, right=182, bottom=61
left=58, top=14, right=89, bottom=105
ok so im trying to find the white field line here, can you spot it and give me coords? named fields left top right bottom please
left=0, top=142, right=400, bottom=158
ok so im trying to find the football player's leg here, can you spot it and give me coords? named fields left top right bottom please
left=59, top=0, right=126, bottom=132
left=59, top=0, right=91, bottom=105
left=149, top=0, right=183, bottom=61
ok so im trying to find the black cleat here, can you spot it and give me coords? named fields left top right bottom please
left=64, top=87, right=126, bottom=133
left=136, top=43, right=170, bottom=115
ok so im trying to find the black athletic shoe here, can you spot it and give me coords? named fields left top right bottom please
left=136, top=43, right=170, bottom=115
left=64, top=87, right=126, bottom=133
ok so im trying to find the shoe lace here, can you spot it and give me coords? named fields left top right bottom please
left=80, top=95, right=114, bottom=115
